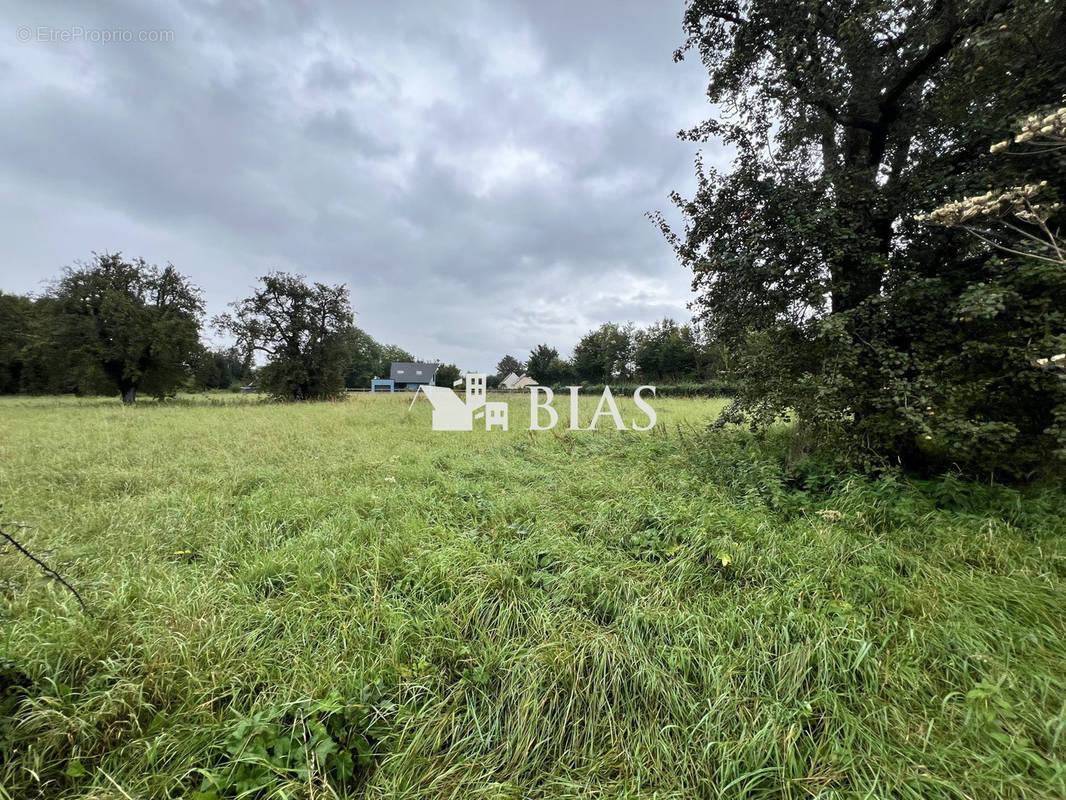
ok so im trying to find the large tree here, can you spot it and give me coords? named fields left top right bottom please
left=659, top=0, right=1066, bottom=473
left=215, top=272, right=355, bottom=401
left=45, top=254, right=204, bottom=404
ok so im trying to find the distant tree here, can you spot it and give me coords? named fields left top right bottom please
left=376, top=344, right=415, bottom=378
left=526, top=344, right=566, bottom=384
left=435, top=363, right=461, bottom=386
left=11, top=296, right=71, bottom=394
left=633, top=319, right=698, bottom=381
left=692, top=325, right=733, bottom=380
left=495, top=354, right=525, bottom=378
left=0, top=292, right=33, bottom=394
left=196, top=346, right=247, bottom=390
left=215, top=272, right=354, bottom=401
left=572, top=323, right=633, bottom=382
left=345, top=328, right=383, bottom=388
left=44, top=253, right=204, bottom=404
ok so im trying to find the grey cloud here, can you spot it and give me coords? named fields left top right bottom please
left=0, top=0, right=724, bottom=371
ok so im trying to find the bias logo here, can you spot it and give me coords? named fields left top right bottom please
left=409, top=373, right=657, bottom=432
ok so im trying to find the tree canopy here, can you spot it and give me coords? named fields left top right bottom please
left=344, top=330, right=414, bottom=389
left=659, top=0, right=1066, bottom=475
left=214, top=272, right=355, bottom=401
left=44, top=254, right=204, bottom=404
left=495, top=354, right=525, bottom=379
left=435, top=363, right=462, bottom=386
left=572, top=323, right=633, bottom=383
left=526, top=344, right=571, bottom=384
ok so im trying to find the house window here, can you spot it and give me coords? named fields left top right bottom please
left=397, top=370, right=405, bottom=374
left=416, top=370, right=422, bottom=375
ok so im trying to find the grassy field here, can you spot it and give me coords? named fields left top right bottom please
left=2, top=393, right=1066, bottom=799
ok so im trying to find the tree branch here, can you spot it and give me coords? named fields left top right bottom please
left=1, top=525, right=88, bottom=613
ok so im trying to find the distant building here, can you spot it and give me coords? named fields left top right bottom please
left=389, top=362, right=439, bottom=391
left=370, top=378, right=394, bottom=393
left=499, top=372, right=538, bottom=390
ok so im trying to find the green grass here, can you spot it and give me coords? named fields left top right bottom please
left=2, top=393, right=1066, bottom=799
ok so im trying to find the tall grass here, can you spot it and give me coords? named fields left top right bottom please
left=1, top=394, right=1065, bottom=798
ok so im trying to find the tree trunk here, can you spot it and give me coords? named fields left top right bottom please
left=122, top=385, right=137, bottom=405
left=829, top=168, right=894, bottom=313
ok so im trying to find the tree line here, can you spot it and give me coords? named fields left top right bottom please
left=1, top=254, right=739, bottom=404
left=494, top=319, right=733, bottom=387
left=0, top=255, right=419, bottom=403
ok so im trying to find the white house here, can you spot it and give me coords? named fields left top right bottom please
left=500, top=372, right=538, bottom=390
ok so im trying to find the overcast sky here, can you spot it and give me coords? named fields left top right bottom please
left=0, top=0, right=724, bottom=371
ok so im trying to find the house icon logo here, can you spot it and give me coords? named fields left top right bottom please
left=408, top=372, right=508, bottom=431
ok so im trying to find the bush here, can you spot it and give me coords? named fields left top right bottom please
left=543, top=381, right=740, bottom=398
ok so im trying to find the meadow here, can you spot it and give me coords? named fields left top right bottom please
left=2, top=393, right=1066, bottom=799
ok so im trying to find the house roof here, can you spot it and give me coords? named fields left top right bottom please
left=500, top=372, right=520, bottom=388
left=390, top=362, right=439, bottom=383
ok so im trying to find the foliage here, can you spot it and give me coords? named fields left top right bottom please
left=3, top=395, right=1066, bottom=798
left=0, top=657, right=32, bottom=765
left=435, top=363, right=461, bottom=386
left=345, top=332, right=414, bottom=389
left=195, top=693, right=389, bottom=799
left=195, top=347, right=248, bottom=391
left=526, top=343, right=571, bottom=384
left=215, top=272, right=355, bottom=401
left=572, top=322, right=633, bottom=383
left=522, top=320, right=733, bottom=387
left=0, top=292, right=33, bottom=394
left=41, top=253, right=205, bottom=404
left=495, top=354, right=525, bottom=379
left=547, top=379, right=740, bottom=398
left=658, top=0, right=1066, bottom=476
left=632, top=318, right=699, bottom=381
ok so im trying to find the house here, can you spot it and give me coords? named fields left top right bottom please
left=500, top=372, right=538, bottom=390
left=512, top=375, right=538, bottom=390
left=389, top=362, right=439, bottom=391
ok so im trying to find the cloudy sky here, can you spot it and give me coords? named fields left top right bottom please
left=0, top=0, right=724, bottom=371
